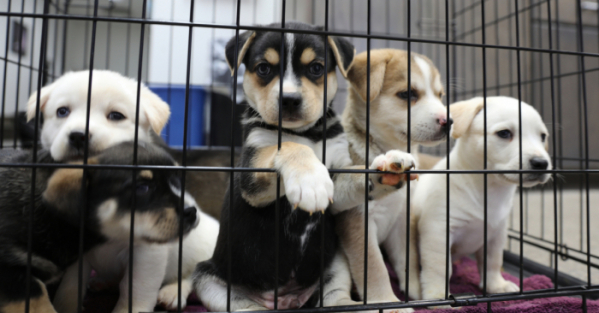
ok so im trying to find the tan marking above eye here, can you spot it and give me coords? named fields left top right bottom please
left=264, top=48, right=280, bottom=64
left=300, top=48, right=316, bottom=65
left=140, top=170, right=153, bottom=180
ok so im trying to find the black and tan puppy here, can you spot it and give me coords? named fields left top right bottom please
left=193, top=22, right=415, bottom=311
left=0, top=142, right=198, bottom=313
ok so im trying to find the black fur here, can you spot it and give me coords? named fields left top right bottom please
left=0, top=141, right=192, bottom=307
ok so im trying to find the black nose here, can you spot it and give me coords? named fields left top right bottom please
left=183, top=206, right=197, bottom=225
left=68, top=131, right=88, bottom=149
left=530, top=157, right=548, bottom=170
left=281, top=94, right=302, bottom=114
left=440, top=117, right=453, bottom=133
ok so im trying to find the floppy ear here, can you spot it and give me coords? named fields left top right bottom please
left=140, top=85, right=171, bottom=134
left=328, top=36, right=355, bottom=78
left=26, top=82, right=58, bottom=122
left=449, top=97, right=485, bottom=139
left=43, top=159, right=98, bottom=210
left=346, top=50, right=392, bottom=103
left=225, top=30, right=257, bottom=76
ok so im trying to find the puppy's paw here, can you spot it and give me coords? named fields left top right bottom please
left=282, top=160, right=333, bottom=214
left=157, top=280, right=192, bottom=310
left=368, top=150, right=417, bottom=199
left=484, top=279, right=519, bottom=294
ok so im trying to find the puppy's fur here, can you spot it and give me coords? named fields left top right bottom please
left=412, top=97, right=551, bottom=305
left=339, top=49, right=451, bottom=305
left=193, top=23, right=414, bottom=311
left=28, top=70, right=219, bottom=313
left=0, top=141, right=198, bottom=313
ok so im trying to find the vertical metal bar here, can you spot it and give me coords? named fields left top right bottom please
left=480, top=1, right=489, bottom=310
left=274, top=1, right=287, bottom=310
left=60, top=0, right=70, bottom=74
left=363, top=0, right=371, bottom=304
left=514, top=0, right=525, bottom=294
left=177, top=1, right=195, bottom=311
left=124, top=0, right=132, bottom=76
left=574, top=0, right=591, bottom=289
left=494, top=0, right=499, bottom=95
left=105, top=3, right=112, bottom=69
left=228, top=0, right=243, bottom=309
left=405, top=0, right=412, bottom=303
left=554, top=0, right=564, bottom=253
left=444, top=0, right=451, bottom=300
left=471, top=0, right=476, bottom=97
left=26, top=1, right=49, bottom=312
left=83, top=0, right=90, bottom=68
left=128, top=2, right=148, bottom=313
left=545, top=0, right=559, bottom=292
left=165, top=0, right=176, bottom=143
left=12, top=0, right=27, bottom=148
left=0, top=0, right=12, bottom=148
left=319, top=0, right=329, bottom=307
left=27, top=0, right=38, bottom=97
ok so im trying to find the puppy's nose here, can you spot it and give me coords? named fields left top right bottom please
left=438, top=117, right=453, bottom=132
left=530, top=157, right=548, bottom=170
left=281, top=94, right=302, bottom=112
left=69, top=131, right=88, bottom=149
left=183, top=206, right=197, bottom=224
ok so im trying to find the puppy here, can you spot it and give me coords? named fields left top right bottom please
left=27, top=70, right=219, bottom=313
left=412, top=97, right=551, bottom=305
left=0, top=141, right=199, bottom=313
left=338, top=49, right=451, bottom=305
left=193, top=23, right=413, bottom=311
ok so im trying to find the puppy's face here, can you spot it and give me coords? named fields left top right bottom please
left=451, top=97, right=552, bottom=187
left=226, top=23, right=354, bottom=129
left=43, top=142, right=199, bottom=244
left=347, top=49, right=450, bottom=146
left=27, top=70, right=170, bottom=161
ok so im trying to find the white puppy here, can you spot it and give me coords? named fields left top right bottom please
left=412, top=97, right=551, bottom=305
left=27, top=70, right=219, bottom=313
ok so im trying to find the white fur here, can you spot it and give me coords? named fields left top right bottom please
left=413, top=97, right=551, bottom=306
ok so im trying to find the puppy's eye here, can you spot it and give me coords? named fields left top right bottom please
left=308, top=63, right=324, bottom=76
left=136, top=183, right=150, bottom=195
left=256, top=63, right=271, bottom=77
left=438, top=92, right=444, bottom=98
left=496, top=129, right=512, bottom=139
left=107, top=111, right=126, bottom=121
left=56, top=107, right=70, bottom=118
left=397, top=90, right=418, bottom=102
left=541, top=133, right=547, bottom=142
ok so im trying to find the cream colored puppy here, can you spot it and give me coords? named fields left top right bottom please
left=412, top=97, right=551, bottom=305
left=27, top=70, right=219, bottom=313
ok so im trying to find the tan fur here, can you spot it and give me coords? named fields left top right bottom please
left=227, top=32, right=257, bottom=75
left=140, top=170, right=153, bottom=180
left=1, top=280, right=57, bottom=313
left=417, top=153, right=443, bottom=170
left=264, top=48, right=279, bottom=65
left=449, top=97, right=485, bottom=139
left=300, top=48, right=316, bottom=65
left=327, top=37, right=355, bottom=78
left=43, top=168, right=83, bottom=209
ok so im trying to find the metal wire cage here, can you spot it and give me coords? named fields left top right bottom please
left=0, top=0, right=598, bottom=312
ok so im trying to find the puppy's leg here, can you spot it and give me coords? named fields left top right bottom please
left=242, top=142, right=333, bottom=213
left=1, top=278, right=57, bottom=313
left=157, top=278, right=193, bottom=310
left=112, top=244, right=168, bottom=313
left=331, top=151, right=417, bottom=214
left=193, top=261, right=268, bottom=312
left=336, top=209, right=399, bottom=303
left=53, top=259, right=91, bottom=313
left=418, top=218, right=452, bottom=308
left=384, top=213, right=421, bottom=300
left=476, top=221, right=518, bottom=294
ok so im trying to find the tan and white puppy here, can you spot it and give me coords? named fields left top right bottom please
left=412, top=97, right=551, bottom=306
left=27, top=70, right=219, bottom=313
left=338, top=49, right=450, bottom=305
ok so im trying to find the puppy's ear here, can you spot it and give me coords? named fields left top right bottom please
left=449, top=97, right=485, bottom=139
left=328, top=36, right=355, bottom=78
left=140, top=85, right=171, bottom=134
left=347, top=50, right=392, bottom=103
left=43, top=159, right=98, bottom=210
left=26, top=81, right=58, bottom=122
left=225, top=30, right=257, bottom=76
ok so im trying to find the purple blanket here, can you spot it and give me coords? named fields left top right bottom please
left=84, top=257, right=598, bottom=312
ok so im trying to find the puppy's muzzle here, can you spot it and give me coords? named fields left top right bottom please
left=281, top=93, right=302, bottom=118
left=529, top=157, right=548, bottom=170
left=69, top=131, right=89, bottom=150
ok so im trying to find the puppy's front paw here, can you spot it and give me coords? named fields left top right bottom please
left=157, top=280, right=192, bottom=310
left=368, top=150, right=417, bottom=199
left=484, top=278, right=519, bottom=294
left=283, top=161, right=334, bottom=214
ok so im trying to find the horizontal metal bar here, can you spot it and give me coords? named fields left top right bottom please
left=507, top=235, right=599, bottom=269
left=0, top=12, right=598, bottom=58
left=508, top=231, right=599, bottom=261
left=0, top=56, right=59, bottom=79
